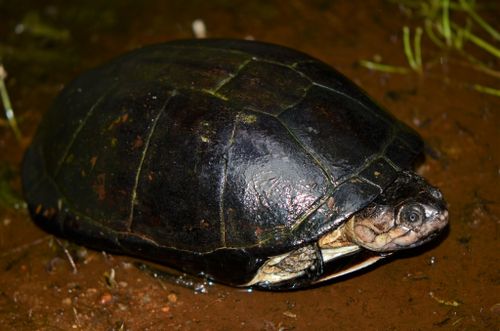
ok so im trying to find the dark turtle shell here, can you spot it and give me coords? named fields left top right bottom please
left=22, top=39, right=423, bottom=286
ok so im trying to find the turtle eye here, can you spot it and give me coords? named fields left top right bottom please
left=400, top=204, right=424, bottom=225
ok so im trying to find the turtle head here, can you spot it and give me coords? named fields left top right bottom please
left=345, top=171, right=448, bottom=252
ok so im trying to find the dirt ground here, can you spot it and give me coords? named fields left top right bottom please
left=0, top=0, right=498, bottom=330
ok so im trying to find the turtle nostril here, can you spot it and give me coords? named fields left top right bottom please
left=430, top=188, right=442, bottom=200
left=440, top=210, right=449, bottom=222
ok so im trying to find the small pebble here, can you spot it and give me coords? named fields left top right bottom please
left=62, top=297, right=72, bottom=305
left=168, top=293, right=178, bottom=303
left=86, top=288, right=98, bottom=295
left=161, top=306, right=170, bottom=313
left=142, top=294, right=151, bottom=304
left=118, top=303, right=128, bottom=311
left=99, top=292, right=113, bottom=305
left=76, top=247, right=88, bottom=260
left=192, top=19, right=207, bottom=38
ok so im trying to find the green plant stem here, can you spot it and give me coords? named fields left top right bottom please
left=456, top=51, right=500, bottom=78
left=472, top=84, right=500, bottom=97
left=459, top=0, right=500, bottom=41
left=442, top=0, right=452, bottom=46
left=425, top=19, right=446, bottom=48
left=464, top=30, right=500, bottom=58
left=0, top=65, right=22, bottom=141
left=414, top=27, right=424, bottom=69
left=403, top=27, right=417, bottom=70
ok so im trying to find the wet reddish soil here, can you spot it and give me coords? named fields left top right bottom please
left=0, top=1, right=498, bottom=330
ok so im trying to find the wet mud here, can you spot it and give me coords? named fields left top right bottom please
left=0, top=0, right=498, bottom=330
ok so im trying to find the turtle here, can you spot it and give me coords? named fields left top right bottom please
left=22, top=39, right=448, bottom=290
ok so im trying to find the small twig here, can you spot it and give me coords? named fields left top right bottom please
left=72, top=307, right=81, bottom=325
left=359, top=60, right=411, bottom=74
left=429, top=291, right=460, bottom=306
left=0, top=236, right=51, bottom=258
left=104, top=268, right=117, bottom=288
left=54, top=238, right=78, bottom=274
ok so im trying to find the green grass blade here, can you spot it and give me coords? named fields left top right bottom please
left=452, top=23, right=500, bottom=58
left=414, top=27, right=424, bottom=70
left=465, top=30, right=500, bottom=58
left=403, top=26, right=418, bottom=70
left=459, top=0, right=500, bottom=41
left=0, top=65, right=22, bottom=141
left=442, top=0, right=452, bottom=45
left=425, top=19, right=446, bottom=48
left=472, top=84, right=500, bottom=97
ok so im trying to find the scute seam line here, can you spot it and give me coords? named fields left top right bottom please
left=252, top=58, right=314, bottom=83
left=54, top=87, right=111, bottom=176
left=126, top=91, right=176, bottom=231
left=274, top=84, right=313, bottom=117
left=275, top=116, right=333, bottom=184
left=207, top=58, right=253, bottom=94
left=333, top=126, right=398, bottom=189
left=312, top=82, right=396, bottom=128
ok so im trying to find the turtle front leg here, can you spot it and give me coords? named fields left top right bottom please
left=244, top=243, right=324, bottom=289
